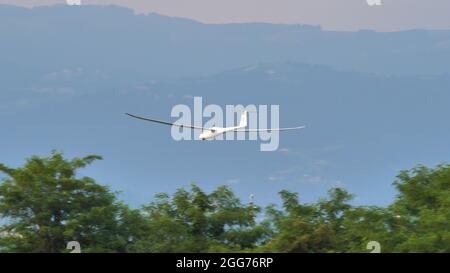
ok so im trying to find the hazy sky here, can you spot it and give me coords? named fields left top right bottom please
left=2, top=0, right=450, bottom=31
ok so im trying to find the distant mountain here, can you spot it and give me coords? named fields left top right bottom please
left=1, top=3, right=450, bottom=84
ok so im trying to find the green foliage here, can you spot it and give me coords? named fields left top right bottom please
left=129, top=184, right=268, bottom=253
left=390, top=165, right=450, bottom=252
left=0, top=152, right=448, bottom=253
left=260, top=188, right=347, bottom=253
left=0, top=151, right=143, bottom=252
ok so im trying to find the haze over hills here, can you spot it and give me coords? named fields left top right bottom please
left=3, top=0, right=450, bottom=32
left=1, top=4, right=449, bottom=207
left=2, top=4, right=450, bottom=80
left=2, top=61, right=450, bottom=207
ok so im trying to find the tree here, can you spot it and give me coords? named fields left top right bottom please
left=261, top=190, right=337, bottom=253
left=1, top=151, right=449, bottom=253
left=129, top=184, right=269, bottom=252
left=390, top=165, right=450, bottom=252
left=339, top=206, right=397, bottom=252
left=0, top=151, right=140, bottom=253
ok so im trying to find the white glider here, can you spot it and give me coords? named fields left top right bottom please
left=125, top=111, right=305, bottom=140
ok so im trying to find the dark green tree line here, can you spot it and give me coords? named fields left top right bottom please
left=0, top=152, right=448, bottom=253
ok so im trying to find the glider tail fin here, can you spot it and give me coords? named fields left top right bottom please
left=239, top=111, right=248, bottom=128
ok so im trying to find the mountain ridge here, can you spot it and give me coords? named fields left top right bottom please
left=1, top=4, right=450, bottom=79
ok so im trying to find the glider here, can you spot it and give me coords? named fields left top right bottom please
left=125, top=111, right=305, bottom=140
